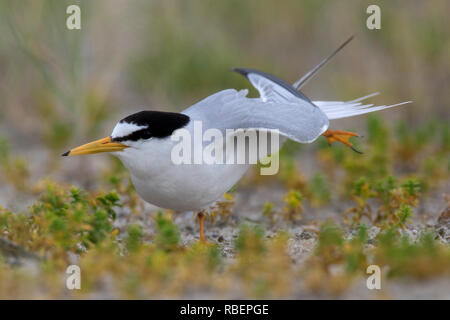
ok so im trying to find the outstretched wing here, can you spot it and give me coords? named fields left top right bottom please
left=232, top=68, right=412, bottom=121
left=182, top=89, right=329, bottom=144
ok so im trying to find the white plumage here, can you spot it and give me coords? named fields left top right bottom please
left=314, top=95, right=412, bottom=120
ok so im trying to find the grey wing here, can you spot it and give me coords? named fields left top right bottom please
left=232, top=67, right=313, bottom=103
left=182, top=89, right=329, bottom=143
left=314, top=93, right=412, bottom=120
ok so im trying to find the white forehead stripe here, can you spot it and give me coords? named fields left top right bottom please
left=111, top=122, right=147, bottom=139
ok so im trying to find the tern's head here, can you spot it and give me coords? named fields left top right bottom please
left=62, top=111, right=190, bottom=157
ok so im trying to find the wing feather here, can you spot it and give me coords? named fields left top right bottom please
left=183, top=89, right=329, bottom=143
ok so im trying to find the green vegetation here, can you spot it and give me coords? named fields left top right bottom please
left=0, top=0, right=448, bottom=299
left=0, top=183, right=119, bottom=261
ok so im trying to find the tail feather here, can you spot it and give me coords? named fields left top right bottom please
left=314, top=94, right=412, bottom=120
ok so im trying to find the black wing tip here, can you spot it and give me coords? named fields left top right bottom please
left=61, top=150, right=70, bottom=157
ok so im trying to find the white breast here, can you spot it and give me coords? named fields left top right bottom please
left=115, top=136, right=251, bottom=211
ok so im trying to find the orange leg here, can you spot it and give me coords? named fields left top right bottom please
left=322, top=129, right=362, bottom=153
left=197, top=211, right=206, bottom=242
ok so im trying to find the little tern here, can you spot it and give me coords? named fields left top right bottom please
left=63, top=38, right=411, bottom=242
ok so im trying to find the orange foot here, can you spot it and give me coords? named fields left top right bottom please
left=322, top=129, right=362, bottom=153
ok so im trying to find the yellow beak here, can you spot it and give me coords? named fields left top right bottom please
left=62, top=136, right=128, bottom=156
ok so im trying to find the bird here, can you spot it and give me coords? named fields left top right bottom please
left=62, top=37, right=411, bottom=242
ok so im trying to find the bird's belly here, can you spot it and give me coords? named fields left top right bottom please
left=130, top=163, right=250, bottom=211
